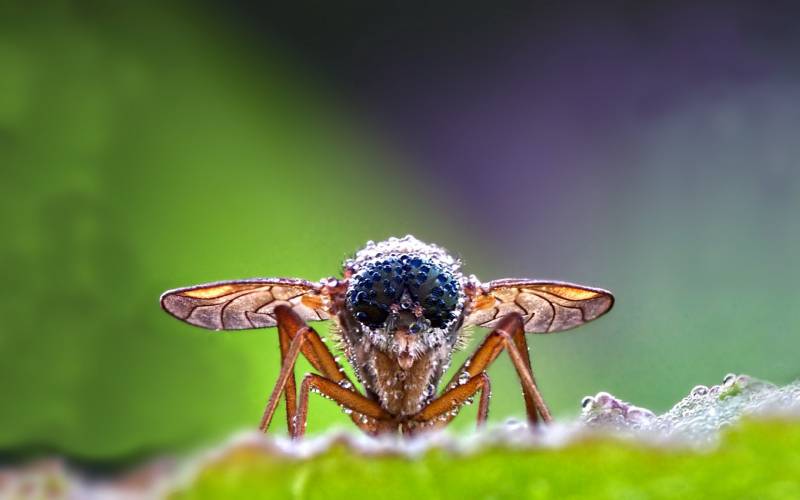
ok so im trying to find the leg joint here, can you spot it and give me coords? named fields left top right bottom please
left=494, top=312, right=525, bottom=336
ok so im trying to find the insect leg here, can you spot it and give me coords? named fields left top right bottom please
left=294, top=373, right=392, bottom=439
left=412, top=372, right=491, bottom=428
left=444, top=313, right=551, bottom=425
left=508, top=317, right=541, bottom=423
left=261, top=305, right=372, bottom=435
left=277, top=314, right=298, bottom=434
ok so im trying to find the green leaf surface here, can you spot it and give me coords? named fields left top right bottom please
left=171, top=419, right=800, bottom=500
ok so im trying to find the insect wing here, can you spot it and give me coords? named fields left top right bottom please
left=160, top=278, right=330, bottom=330
left=464, top=279, right=614, bottom=333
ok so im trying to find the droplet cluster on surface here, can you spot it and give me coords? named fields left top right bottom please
left=581, top=374, right=800, bottom=444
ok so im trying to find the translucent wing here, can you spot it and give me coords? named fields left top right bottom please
left=160, top=278, right=331, bottom=331
left=463, top=279, right=614, bottom=333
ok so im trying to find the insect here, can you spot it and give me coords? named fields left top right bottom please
left=160, top=235, right=614, bottom=437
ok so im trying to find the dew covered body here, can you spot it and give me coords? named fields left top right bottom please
left=160, top=235, right=615, bottom=436
left=334, top=237, right=468, bottom=425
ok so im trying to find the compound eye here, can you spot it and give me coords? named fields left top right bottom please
left=418, top=269, right=461, bottom=328
left=350, top=302, right=389, bottom=328
left=346, top=269, right=393, bottom=328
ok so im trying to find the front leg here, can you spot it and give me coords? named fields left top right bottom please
left=441, top=313, right=552, bottom=427
left=294, top=374, right=392, bottom=438
left=412, top=373, right=492, bottom=429
left=260, top=305, right=374, bottom=436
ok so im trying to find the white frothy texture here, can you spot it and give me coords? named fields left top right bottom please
left=581, top=374, right=800, bottom=446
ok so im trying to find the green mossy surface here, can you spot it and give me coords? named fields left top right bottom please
left=171, top=419, right=800, bottom=499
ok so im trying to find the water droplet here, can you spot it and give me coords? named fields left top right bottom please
left=595, top=392, right=613, bottom=408
left=342, top=406, right=353, bottom=415
left=581, top=396, right=594, bottom=409
left=338, top=380, right=353, bottom=390
left=691, top=385, right=709, bottom=397
left=723, top=373, right=737, bottom=386
left=627, top=407, right=654, bottom=421
left=458, top=371, right=470, bottom=385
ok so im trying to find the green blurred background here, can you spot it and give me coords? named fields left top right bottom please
left=2, top=1, right=799, bottom=464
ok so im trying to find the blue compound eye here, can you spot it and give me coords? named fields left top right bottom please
left=346, top=292, right=388, bottom=329
left=352, top=305, right=388, bottom=328
left=347, top=257, right=461, bottom=329
left=415, top=268, right=461, bottom=328
left=346, top=266, right=396, bottom=328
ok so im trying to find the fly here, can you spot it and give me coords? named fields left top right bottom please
left=160, top=235, right=614, bottom=437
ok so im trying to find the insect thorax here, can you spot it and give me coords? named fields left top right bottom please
left=335, top=235, right=467, bottom=415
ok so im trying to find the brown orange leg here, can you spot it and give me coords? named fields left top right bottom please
left=294, top=374, right=392, bottom=438
left=443, top=313, right=551, bottom=425
left=509, top=319, right=541, bottom=423
left=413, top=372, right=491, bottom=428
left=277, top=316, right=298, bottom=434
left=260, top=305, right=372, bottom=435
